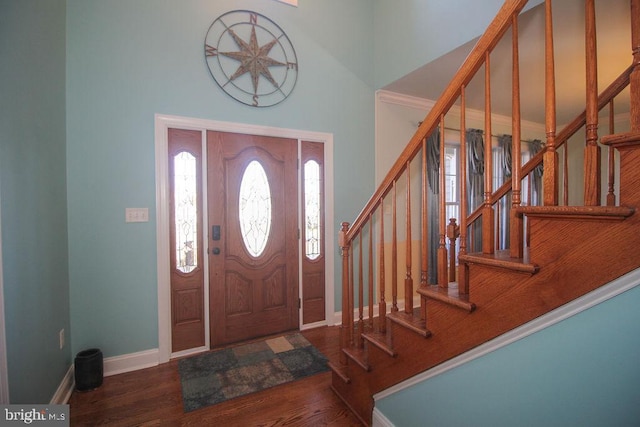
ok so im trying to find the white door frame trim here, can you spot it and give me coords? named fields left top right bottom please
left=154, top=114, right=335, bottom=363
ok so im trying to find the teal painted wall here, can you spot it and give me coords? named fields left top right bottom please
left=66, top=0, right=375, bottom=357
left=376, top=284, right=640, bottom=427
left=0, top=0, right=71, bottom=403
left=372, top=0, right=544, bottom=88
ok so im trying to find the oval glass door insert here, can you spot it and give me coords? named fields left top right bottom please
left=238, top=160, right=272, bottom=257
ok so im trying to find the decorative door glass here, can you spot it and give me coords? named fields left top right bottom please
left=239, top=160, right=272, bottom=257
left=304, top=160, right=321, bottom=260
left=174, top=151, right=198, bottom=273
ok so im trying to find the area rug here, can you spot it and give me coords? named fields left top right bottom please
left=178, top=333, right=329, bottom=412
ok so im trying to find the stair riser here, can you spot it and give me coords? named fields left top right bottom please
left=331, top=365, right=373, bottom=425
left=619, top=148, right=640, bottom=206
left=528, top=214, right=640, bottom=283
left=528, top=218, right=626, bottom=266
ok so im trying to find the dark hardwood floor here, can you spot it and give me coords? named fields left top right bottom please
left=68, top=326, right=362, bottom=426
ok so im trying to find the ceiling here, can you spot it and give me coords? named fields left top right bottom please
left=383, top=0, right=632, bottom=126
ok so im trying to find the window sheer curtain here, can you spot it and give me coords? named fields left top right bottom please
left=426, top=128, right=440, bottom=284
left=466, top=129, right=484, bottom=253
left=497, top=134, right=512, bottom=250
left=528, top=139, right=544, bottom=205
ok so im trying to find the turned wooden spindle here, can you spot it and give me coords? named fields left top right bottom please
left=584, top=0, right=601, bottom=206
left=338, top=221, right=350, bottom=364
left=543, top=0, right=559, bottom=206
left=446, top=218, right=460, bottom=283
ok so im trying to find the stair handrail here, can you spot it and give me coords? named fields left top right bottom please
left=344, top=0, right=530, bottom=241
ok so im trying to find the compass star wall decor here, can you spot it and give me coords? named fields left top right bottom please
left=204, top=10, right=298, bottom=107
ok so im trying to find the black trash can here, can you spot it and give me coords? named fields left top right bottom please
left=74, top=348, right=103, bottom=391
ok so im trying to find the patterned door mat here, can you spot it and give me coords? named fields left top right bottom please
left=178, top=333, right=329, bottom=412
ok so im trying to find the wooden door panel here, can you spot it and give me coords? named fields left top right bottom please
left=208, top=131, right=299, bottom=346
left=224, top=271, right=252, bottom=315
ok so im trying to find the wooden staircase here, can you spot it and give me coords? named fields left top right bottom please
left=329, top=0, right=640, bottom=425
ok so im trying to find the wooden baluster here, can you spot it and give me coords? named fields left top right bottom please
left=563, top=143, right=569, bottom=205
left=438, top=117, right=449, bottom=286
left=447, top=219, right=460, bottom=282
left=378, top=202, right=386, bottom=333
left=358, top=232, right=364, bottom=347
left=631, top=0, right=640, bottom=132
left=510, top=13, right=524, bottom=259
left=482, top=53, right=496, bottom=254
left=496, top=200, right=501, bottom=251
left=392, top=181, right=399, bottom=312
left=526, top=170, right=533, bottom=245
left=584, top=0, right=601, bottom=206
left=368, top=215, right=374, bottom=329
left=421, top=137, right=429, bottom=318
left=338, top=222, right=350, bottom=364
left=543, top=0, right=559, bottom=206
left=459, top=87, right=469, bottom=294
left=607, top=100, right=616, bottom=206
left=528, top=170, right=533, bottom=206
left=349, top=239, right=354, bottom=347
left=405, top=162, right=413, bottom=314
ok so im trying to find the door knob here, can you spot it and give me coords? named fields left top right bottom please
left=212, top=247, right=220, bottom=255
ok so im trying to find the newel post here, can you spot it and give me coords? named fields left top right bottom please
left=446, top=219, right=460, bottom=282
left=338, top=222, right=351, bottom=364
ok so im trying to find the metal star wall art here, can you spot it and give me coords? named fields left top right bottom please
left=204, top=10, right=298, bottom=107
left=221, top=25, right=284, bottom=96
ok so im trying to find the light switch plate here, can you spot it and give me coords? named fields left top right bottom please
left=125, top=207, right=149, bottom=223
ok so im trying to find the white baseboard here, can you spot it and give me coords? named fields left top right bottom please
left=52, top=348, right=160, bottom=403
left=50, top=365, right=74, bottom=404
left=104, top=348, right=159, bottom=377
left=372, top=407, right=395, bottom=427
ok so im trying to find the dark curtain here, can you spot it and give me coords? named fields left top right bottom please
left=497, top=134, right=512, bottom=250
left=426, top=128, right=440, bottom=284
left=528, top=139, right=544, bottom=205
left=466, top=129, right=484, bottom=253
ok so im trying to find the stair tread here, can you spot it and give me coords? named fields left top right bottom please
left=515, top=205, right=635, bottom=221
left=601, top=131, right=640, bottom=148
left=342, top=346, right=370, bottom=371
left=387, top=310, right=432, bottom=338
left=328, top=361, right=351, bottom=384
left=459, top=249, right=539, bottom=274
left=418, top=283, right=476, bottom=312
left=362, top=330, right=397, bottom=357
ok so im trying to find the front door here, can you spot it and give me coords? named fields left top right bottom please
left=207, top=131, right=299, bottom=347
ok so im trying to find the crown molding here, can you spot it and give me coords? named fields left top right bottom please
left=377, top=89, right=632, bottom=137
left=376, top=90, right=546, bottom=136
